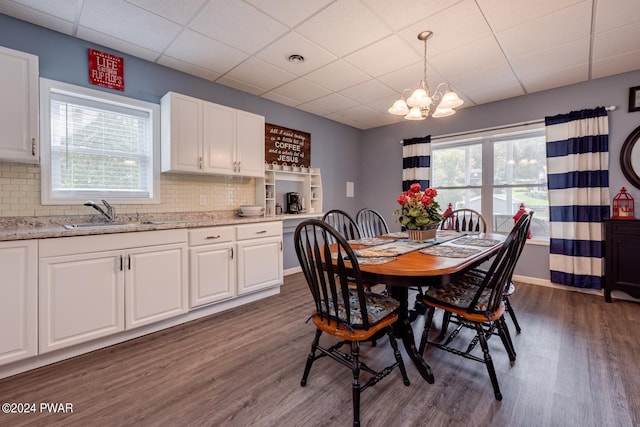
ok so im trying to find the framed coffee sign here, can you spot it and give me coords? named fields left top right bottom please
left=265, top=123, right=310, bottom=168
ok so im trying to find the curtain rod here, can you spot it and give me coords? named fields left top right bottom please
left=400, top=105, right=616, bottom=143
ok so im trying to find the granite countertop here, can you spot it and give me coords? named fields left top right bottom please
left=0, top=211, right=288, bottom=242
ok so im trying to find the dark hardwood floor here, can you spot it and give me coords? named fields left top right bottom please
left=1, top=274, right=638, bottom=427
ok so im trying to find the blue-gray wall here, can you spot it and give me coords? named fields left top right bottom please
left=2, top=13, right=639, bottom=281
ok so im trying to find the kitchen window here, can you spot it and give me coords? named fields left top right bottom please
left=40, top=78, right=160, bottom=204
left=431, top=125, right=549, bottom=240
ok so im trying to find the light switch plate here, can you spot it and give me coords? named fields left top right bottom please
left=346, top=182, right=354, bottom=198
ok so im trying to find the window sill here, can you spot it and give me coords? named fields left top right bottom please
left=525, top=238, right=549, bottom=246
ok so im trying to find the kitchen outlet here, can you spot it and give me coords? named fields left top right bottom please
left=199, top=195, right=207, bottom=206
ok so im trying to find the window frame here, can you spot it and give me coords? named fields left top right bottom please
left=39, top=78, right=160, bottom=205
left=432, top=124, right=548, bottom=242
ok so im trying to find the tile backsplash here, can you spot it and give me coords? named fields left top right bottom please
left=0, top=161, right=257, bottom=217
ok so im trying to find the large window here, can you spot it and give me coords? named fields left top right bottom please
left=432, top=126, right=548, bottom=240
left=40, top=78, right=160, bottom=204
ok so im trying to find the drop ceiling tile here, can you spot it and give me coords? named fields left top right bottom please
left=510, top=39, right=589, bottom=77
left=377, top=61, right=434, bottom=93
left=260, top=91, right=299, bottom=107
left=430, top=36, right=506, bottom=80
left=126, top=0, right=207, bottom=25
left=477, top=0, right=585, bottom=32
left=301, top=93, right=359, bottom=113
left=255, top=31, right=336, bottom=76
left=519, top=64, right=588, bottom=93
left=0, top=1, right=74, bottom=35
left=447, top=62, right=523, bottom=103
left=77, top=27, right=161, bottom=62
left=339, top=79, right=398, bottom=104
left=244, top=0, right=334, bottom=27
left=296, top=0, right=391, bottom=56
left=78, top=0, right=182, bottom=53
left=344, top=34, right=421, bottom=78
left=164, top=29, right=248, bottom=74
left=497, top=2, right=591, bottom=58
left=365, top=0, right=463, bottom=31
left=463, top=83, right=524, bottom=105
left=6, top=0, right=79, bottom=21
left=593, top=22, right=640, bottom=60
left=157, top=55, right=222, bottom=81
left=304, top=60, right=370, bottom=92
left=267, top=77, right=331, bottom=104
left=222, top=57, right=296, bottom=92
left=296, top=103, right=331, bottom=116
left=595, top=0, right=640, bottom=33
left=215, top=75, right=265, bottom=96
left=592, top=49, right=640, bottom=79
left=329, top=104, right=395, bottom=129
left=397, top=0, right=492, bottom=58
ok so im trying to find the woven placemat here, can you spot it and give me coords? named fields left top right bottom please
left=419, top=245, right=482, bottom=258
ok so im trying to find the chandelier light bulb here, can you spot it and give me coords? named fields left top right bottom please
left=432, top=107, right=455, bottom=118
left=388, top=98, right=410, bottom=115
left=404, top=107, right=425, bottom=120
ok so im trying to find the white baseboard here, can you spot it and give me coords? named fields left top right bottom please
left=284, top=266, right=302, bottom=276
left=512, top=274, right=640, bottom=302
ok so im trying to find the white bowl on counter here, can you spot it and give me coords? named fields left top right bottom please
left=239, top=205, right=264, bottom=216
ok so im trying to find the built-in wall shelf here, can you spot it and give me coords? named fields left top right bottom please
left=259, top=168, right=322, bottom=219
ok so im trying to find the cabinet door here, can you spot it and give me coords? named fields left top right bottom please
left=0, top=46, right=38, bottom=164
left=161, top=92, right=202, bottom=172
left=0, top=240, right=37, bottom=365
left=125, top=243, right=188, bottom=329
left=236, top=236, right=283, bottom=295
left=204, top=102, right=235, bottom=174
left=189, top=242, right=235, bottom=308
left=39, top=251, right=125, bottom=353
left=235, top=110, right=265, bottom=177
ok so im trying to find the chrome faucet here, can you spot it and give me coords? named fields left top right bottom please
left=84, top=200, right=116, bottom=222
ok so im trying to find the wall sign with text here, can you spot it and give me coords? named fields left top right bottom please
left=88, top=48, right=124, bottom=91
left=265, top=123, right=310, bottom=168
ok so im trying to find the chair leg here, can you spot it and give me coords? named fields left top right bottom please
left=496, top=317, right=517, bottom=362
left=419, top=306, right=436, bottom=355
left=474, top=323, right=502, bottom=401
left=301, top=329, right=322, bottom=386
left=438, top=311, right=452, bottom=340
left=504, top=296, right=522, bottom=333
left=387, top=328, right=410, bottom=386
left=351, top=340, right=361, bottom=427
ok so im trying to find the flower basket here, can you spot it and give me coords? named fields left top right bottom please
left=407, top=224, right=438, bottom=242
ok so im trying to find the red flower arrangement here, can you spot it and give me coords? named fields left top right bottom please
left=394, top=183, right=444, bottom=230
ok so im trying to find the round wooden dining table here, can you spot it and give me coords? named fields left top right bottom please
left=350, top=232, right=506, bottom=383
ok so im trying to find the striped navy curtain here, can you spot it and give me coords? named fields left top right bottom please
left=545, top=107, right=610, bottom=289
left=402, top=135, right=431, bottom=191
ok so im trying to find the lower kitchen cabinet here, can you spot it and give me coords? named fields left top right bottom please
left=39, top=250, right=125, bottom=353
left=189, top=226, right=235, bottom=308
left=0, top=240, right=37, bottom=366
left=38, top=230, right=187, bottom=353
left=236, top=222, right=283, bottom=295
left=125, top=243, right=188, bottom=329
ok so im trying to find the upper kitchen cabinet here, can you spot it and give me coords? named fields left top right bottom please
left=161, top=92, right=265, bottom=177
left=0, top=46, right=39, bottom=164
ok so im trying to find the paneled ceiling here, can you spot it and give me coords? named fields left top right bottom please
left=1, top=0, right=639, bottom=129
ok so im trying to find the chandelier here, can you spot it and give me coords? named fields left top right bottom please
left=388, top=31, right=463, bottom=120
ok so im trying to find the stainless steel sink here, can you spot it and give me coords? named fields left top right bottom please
left=63, top=221, right=161, bottom=230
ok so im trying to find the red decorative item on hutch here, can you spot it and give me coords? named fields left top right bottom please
left=612, top=187, right=635, bottom=219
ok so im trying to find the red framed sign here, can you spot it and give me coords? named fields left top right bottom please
left=88, top=48, right=124, bottom=91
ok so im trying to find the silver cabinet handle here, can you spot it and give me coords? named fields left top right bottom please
left=229, top=247, right=234, bottom=259
left=205, top=235, right=221, bottom=239
left=256, top=230, right=267, bottom=234
left=199, top=156, right=203, bottom=169
left=31, top=138, right=36, bottom=156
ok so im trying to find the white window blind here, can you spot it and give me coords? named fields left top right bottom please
left=40, top=78, right=159, bottom=204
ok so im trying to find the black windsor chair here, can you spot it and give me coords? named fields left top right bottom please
left=295, top=219, right=410, bottom=427
left=356, top=208, right=390, bottom=238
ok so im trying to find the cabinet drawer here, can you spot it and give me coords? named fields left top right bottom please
left=189, top=226, right=234, bottom=246
left=236, top=222, right=281, bottom=240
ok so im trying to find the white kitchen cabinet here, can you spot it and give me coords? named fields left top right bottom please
left=0, top=240, right=37, bottom=366
left=39, top=250, right=125, bottom=353
left=188, top=226, right=235, bottom=308
left=236, top=222, right=283, bottom=295
left=38, top=230, right=187, bottom=353
left=125, top=242, right=188, bottom=329
left=0, top=46, right=39, bottom=164
left=161, top=91, right=265, bottom=177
